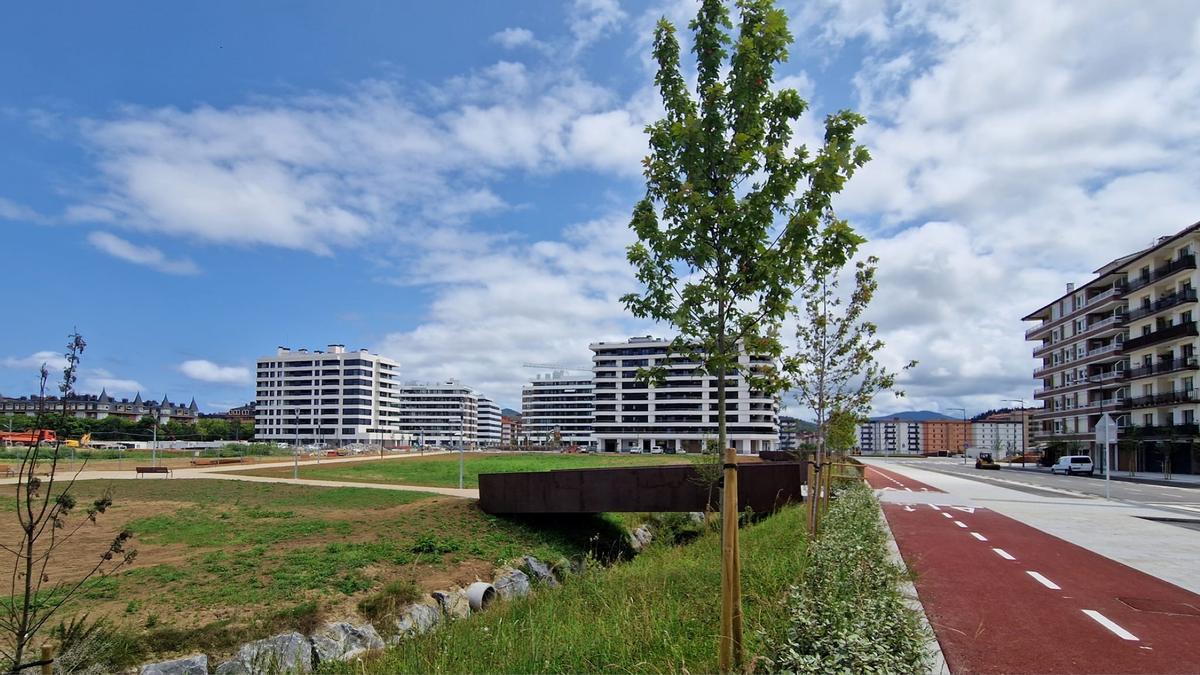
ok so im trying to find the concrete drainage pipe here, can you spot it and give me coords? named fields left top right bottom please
left=466, top=582, right=496, bottom=612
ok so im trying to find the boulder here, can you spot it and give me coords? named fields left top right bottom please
left=686, top=511, right=706, bottom=526
left=432, top=588, right=471, bottom=619
left=391, top=602, right=441, bottom=642
left=213, top=632, right=313, bottom=674
left=312, top=621, right=384, bottom=664
left=629, top=525, right=654, bottom=552
left=493, top=566, right=531, bottom=600
left=140, top=654, right=208, bottom=675
left=520, top=556, right=559, bottom=588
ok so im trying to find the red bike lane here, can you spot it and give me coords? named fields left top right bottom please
left=865, top=464, right=1200, bottom=673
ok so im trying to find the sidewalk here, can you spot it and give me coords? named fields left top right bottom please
left=1001, top=461, right=1200, bottom=488
left=861, top=460, right=1200, bottom=674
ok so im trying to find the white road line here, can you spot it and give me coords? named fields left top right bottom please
left=1082, top=610, right=1139, bottom=641
left=905, top=487, right=913, bottom=492
left=942, top=513, right=953, bottom=519
left=970, top=532, right=987, bottom=541
left=954, top=521, right=967, bottom=528
left=929, top=504, right=942, bottom=511
left=1026, top=571, right=1061, bottom=590
left=993, top=548, right=1015, bottom=560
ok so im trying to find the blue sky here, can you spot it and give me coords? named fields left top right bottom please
left=4, top=0, right=1200, bottom=414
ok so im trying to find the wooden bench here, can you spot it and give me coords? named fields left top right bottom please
left=135, top=466, right=172, bottom=478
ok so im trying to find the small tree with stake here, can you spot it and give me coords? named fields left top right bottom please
left=623, top=1, right=870, bottom=668
left=785, top=255, right=914, bottom=534
left=1, top=332, right=136, bottom=673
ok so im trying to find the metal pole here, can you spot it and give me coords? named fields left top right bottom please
left=458, top=413, right=465, bottom=489
left=1105, top=421, right=1111, bottom=499
left=1004, top=399, right=1025, bottom=467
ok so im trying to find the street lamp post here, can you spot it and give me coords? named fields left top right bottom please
left=948, top=407, right=967, bottom=464
left=1003, top=399, right=1026, bottom=467
left=458, top=412, right=465, bottom=490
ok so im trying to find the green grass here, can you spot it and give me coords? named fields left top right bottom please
left=333, top=505, right=809, bottom=674
left=234, top=452, right=690, bottom=488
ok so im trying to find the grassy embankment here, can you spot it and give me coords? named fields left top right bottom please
left=232, top=451, right=692, bottom=488
left=0, top=479, right=627, bottom=668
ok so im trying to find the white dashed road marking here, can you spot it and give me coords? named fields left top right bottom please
left=929, top=504, right=941, bottom=511
left=954, top=521, right=967, bottom=528
left=1026, top=571, right=1061, bottom=590
left=970, top=532, right=987, bottom=541
left=1083, top=610, right=1139, bottom=641
left=993, top=548, right=1016, bottom=560
left=942, top=513, right=953, bottom=519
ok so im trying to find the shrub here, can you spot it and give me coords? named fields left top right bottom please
left=762, top=483, right=931, bottom=674
left=50, top=614, right=145, bottom=674
left=357, top=580, right=422, bottom=625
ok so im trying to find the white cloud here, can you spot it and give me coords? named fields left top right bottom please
left=0, top=198, right=43, bottom=222
left=180, top=359, right=252, bottom=385
left=1, top=351, right=69, bottom=371
left=570, top=0, right=628, bottom=54
left=80, top=369, right=143, bottom=397
left=491, top=27, right=540, bottom=50
left=87, top=231, right=200, bottom=275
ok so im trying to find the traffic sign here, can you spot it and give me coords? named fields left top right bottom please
left=1094, top=413, right=1118, bottom=445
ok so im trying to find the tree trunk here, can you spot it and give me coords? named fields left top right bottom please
left=717, top=332, right=742, bottom=672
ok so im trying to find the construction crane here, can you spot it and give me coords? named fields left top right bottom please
left=521, top=363, right=591, bottom=372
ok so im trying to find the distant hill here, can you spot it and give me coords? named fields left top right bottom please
left=868, top=410, right=957, bottom=422
left=501, top=408, right=520, bottom=417
left=794, top=419, right=817, bottom=431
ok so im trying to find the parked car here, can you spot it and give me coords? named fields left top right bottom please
left=650, top=445, right=664, bottom=454
left=1050, top=455, right=1095, bottom=476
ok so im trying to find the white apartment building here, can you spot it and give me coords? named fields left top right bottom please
left=521, top=372, right=595, bottom=448
left=255, top=345, right=402, bottom=446
left=477, top=396, right=502, bottom=447
left=1025, top=220, right=1200, bottom=475
left=856, top=419, right=922, bottom=455
left=589, top=336, right=778, bottom=454
left=971, top=422, right=1023, bottom=456
left=395, top=380, right=479, bottom=447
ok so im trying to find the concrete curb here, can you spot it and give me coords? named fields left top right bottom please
left=876, top=499, right=950, bottom=675
left=1002, top=464, right=1200, bottom=489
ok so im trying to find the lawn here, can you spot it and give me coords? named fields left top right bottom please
left=0, top=479, right=628, bottom=666
left=337, top=504, right=809, bottom=674
left=230, top=451, right=694, bottom=488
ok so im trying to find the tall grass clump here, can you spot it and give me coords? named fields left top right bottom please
left=762, top=482, right=931, bottom=674
left=333, top=505, right=809, bottom=674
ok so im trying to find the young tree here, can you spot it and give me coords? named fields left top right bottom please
left=623, top=0, right=870, bottom=668
left=1, top=332, right=136, bottom=672
left=824, top=408, right=860, bottom=456
left=786, top=255, right=914, bottom=533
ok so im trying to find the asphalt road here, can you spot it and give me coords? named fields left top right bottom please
left=886, top=457, right=1200, bottom=518
left=866, top=464, right=1200, bottom=674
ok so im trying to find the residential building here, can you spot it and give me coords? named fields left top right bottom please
left=204, top=402, right=255, bottom=425
left=980, top=409, right=1035, bottom=455
left=778, top=415, right=799, bottom=450
left=395, top=380, right=478, bottom=447
left=589, top=336, right=778, bottom=454
left=521, top=372, right=594, bottom=448
left=971, top=421, right=1024, bottom=456
left=856, top=418, right=923, bottom=455
left=1024, top=220, right=1200, bottom=474
left=1, top=390, right=198, bottom=423
left=921, top=420, right=971, bottom=455
left=254, top=344, right=402, bottom=446
left=500, top=414, right=522, bottom=447
left=477, top=396, right=502, bottom=447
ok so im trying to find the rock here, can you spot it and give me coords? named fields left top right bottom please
left=629, top=525, right=654, bottom=552
left=520, top=555, right=559, bottom=588
left=391, top=602, right=441, bottom=641
left=686, top=511, right=706, bottom=526
left=432, top=588, right=471, bottom=619
left=493, top=566, right=531, bottom=600
left=213, top=632, right=313, bottom=674
left=311, top=621, right=385, bottom=664
left=140, top=654, right=208, bottom=675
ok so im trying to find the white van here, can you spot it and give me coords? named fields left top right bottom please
left=1050, top=455, right=1095, bottom=476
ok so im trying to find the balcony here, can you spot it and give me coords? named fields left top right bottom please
left=1033, top=342, right=1125, bottom=377
left=1122, top=390, right=1198, bottom=410
left=1125, top=255, right=1197, bottom=294
left=1125, top=357, right=1200, bottom=380
left=1125, top=289, right=1199, bottom=323
left=1124, top=423, right=1200, bottom=439
left=1088, top=369, right=1126, bottom=384
left=1122, top=321, right=1199, bottom=352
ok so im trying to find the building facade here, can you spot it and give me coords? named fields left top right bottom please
left=589, top=336, right=778, bottom=454
left=920, top=420, right=970, bottom=455
left=500, top=414, right=522, bottom=447
left=1025, top=221, right=1200, bottom=474
left=971, top=421, right=1024, bottom=456
left=395, top=380, right=478, bottom=447
left=1, top=390, right=198, bottom=423
left=856, top=419, right=923, bottom=455
left=477, top=396, right=502, bottom=447
left=521, top=372, right=594, bottom=448
left=254, top=345, right=402, bottom=446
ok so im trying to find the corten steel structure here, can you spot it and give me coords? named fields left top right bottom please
left=1024, top=219, right=1200, bottom=474
left=478, top=461, right=807, bottom=514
